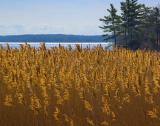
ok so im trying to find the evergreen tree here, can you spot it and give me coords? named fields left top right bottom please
left=100, top=1, right=160, bottom=50
left=120, top=1, right=128, bottom=46
left=99, top=4, right=121, bottom=47
left=120, top=0, right=142, bottom=49
left=137, top=4, right=153, bottom=48
left=142, top=6, right=160, bottom=49
left=152, top=7, right=160, bottom=48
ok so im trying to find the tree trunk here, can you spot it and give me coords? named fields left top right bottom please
left=156, top=31, right=159, bottom=47
left=125, top=28, right=127, bottom=47
left=114, top=30, right=117, bottom=47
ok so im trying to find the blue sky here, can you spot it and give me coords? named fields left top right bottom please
left=0, top=0, right=159, bottom=35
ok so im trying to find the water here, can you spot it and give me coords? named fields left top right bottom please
left=0, top=42, right=113, bottom=49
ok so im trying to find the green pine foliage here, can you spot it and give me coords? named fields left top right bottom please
left=99, top=4, right=121, bottom=47
left=100, top=0, right=160, bottom=50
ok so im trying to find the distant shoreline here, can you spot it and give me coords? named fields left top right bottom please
left=0, top=34, right=109, bottom=42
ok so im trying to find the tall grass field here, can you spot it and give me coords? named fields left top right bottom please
left=0, top=44, right=160, bottom=126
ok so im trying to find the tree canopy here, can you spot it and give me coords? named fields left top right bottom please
left=100, top=0, right=160, bottom=50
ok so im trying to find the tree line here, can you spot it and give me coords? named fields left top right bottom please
left=100, top=0, right=160, bottom=50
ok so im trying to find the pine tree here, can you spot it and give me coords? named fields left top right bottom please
left=152, top=7, right=160, bottom=48
left=120, top=0, right=142, bottom=48
left=137, top=4, right=153, bottom=48
left=99, top=4, right=121, bottom=47
left=143, top=7, right=160, bottom=49
left=100, top=1, right=160, bottom=50
left=120, top=1, right=128, bottom=47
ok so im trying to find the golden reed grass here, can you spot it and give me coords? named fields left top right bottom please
left=0, top=43, right=160, bottom=126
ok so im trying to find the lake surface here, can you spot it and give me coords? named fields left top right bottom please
left=0, top=42, right=113, bottom=49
